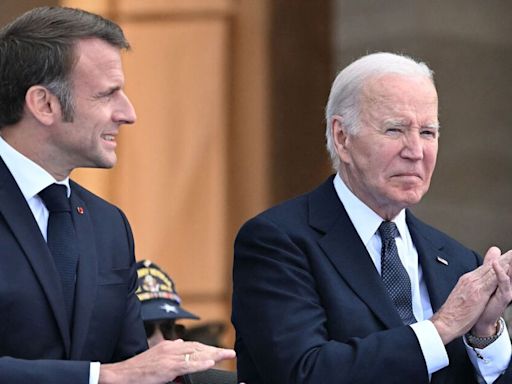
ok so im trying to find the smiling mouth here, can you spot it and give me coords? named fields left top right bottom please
left=102, top=134, right=116, bottom=141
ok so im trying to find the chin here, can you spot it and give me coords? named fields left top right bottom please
left=401, top=192, right=425, bottom=207
left=388, top=189, right=426, bottom=208
left=96, top=155, right=117, bottom=169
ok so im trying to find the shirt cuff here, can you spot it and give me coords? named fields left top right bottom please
left=410, top=320, right=449, bottom=374
left=89, top=362, right=100, bottom=384
left=464, top=322, right=512, bottom=384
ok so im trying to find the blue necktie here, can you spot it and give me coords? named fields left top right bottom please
left=378, top=221, right=416, bottom=325
left=39, top=184, right=79, bottom=325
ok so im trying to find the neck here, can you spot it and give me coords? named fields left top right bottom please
left=1, top=124, right=70, bottom=180
left=337, top=170, right=403, bottom=221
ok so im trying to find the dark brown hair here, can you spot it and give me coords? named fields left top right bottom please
left=0, top=6, right=130, bottom=127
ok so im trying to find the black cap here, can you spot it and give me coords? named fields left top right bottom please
left=136, top=260, right=199, bottom=322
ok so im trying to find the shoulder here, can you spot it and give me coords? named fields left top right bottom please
left=407, top=212, right=470, bottom=248
left=237, top=176, right=339, bottom=243
left=69, top=179, right=129, bottom=222
left=406, top=211, right=481, bottom=265
left=70, top=180, right=112, bottom=206
left=69, top=180, right=135, bottom=250
left=239, top=175, right=341, bottom=235
left=240, top=190, right=312, bottom=237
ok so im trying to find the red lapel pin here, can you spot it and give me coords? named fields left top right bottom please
left=76, top=206, right=84, bottom=215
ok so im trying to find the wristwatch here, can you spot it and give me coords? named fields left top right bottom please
left=465, top=318, right=505, bottom=349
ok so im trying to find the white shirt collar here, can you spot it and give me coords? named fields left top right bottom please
left=333, top=173, right=407, bottom=244
left=0, top=135, right=70, bottom=199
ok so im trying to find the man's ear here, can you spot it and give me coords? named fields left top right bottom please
left=332, top=115, right=351, bottom=162
left=25, top=85, right=61, bottom=126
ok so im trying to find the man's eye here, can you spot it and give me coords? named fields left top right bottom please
left=97, top=89, right=118, bottom=100
left=385, top=128, right=403, bottom=134
left=421, top=130, right=437, bottom=138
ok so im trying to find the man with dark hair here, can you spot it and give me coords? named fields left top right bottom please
left=0, top=6, right=234, bottom=384
left=232, top=52, right=512, bottom=383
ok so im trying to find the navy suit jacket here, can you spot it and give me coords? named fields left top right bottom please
left=232, top=176, right=512, bottom=384
left=0, top=157, right=148, bottom=383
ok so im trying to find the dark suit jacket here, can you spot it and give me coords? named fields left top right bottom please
left=0, top=157, right=148, bottom=383
left=232, top=176, right=512, bottom=384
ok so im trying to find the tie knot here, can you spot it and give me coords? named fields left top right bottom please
left=378, top=221, right=399, bottom=241
left=39, top=184, right=70, bottom=212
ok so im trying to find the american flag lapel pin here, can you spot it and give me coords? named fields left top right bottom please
left=436, top=256, right=448, bottom=266
left=76, top=206, right=84, bottom=215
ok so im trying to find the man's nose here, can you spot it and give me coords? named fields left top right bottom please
left=401, top=131, right=423, bottom=160
left=113, top=91, right=137, bottom=125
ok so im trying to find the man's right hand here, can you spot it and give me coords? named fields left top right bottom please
left=98, top=339, right=236, bottom=384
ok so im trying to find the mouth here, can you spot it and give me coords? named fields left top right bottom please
left=101, top=133, right=117, bottom=143
left=102, top=134, right=116, bottom=141
left=392, top=173, right=422, bottom=181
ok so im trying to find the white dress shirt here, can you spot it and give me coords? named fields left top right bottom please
left=333, top=173, right=511, bottom=383
left=0, top=136, right=100, bottom=384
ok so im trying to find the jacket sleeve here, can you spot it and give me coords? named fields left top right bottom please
left=0, top=357, right=90, bottom=384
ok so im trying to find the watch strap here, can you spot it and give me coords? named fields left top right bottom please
left=465, top=317, right=505, bottom=349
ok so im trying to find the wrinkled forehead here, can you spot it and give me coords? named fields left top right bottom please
left=361, top=73, right=438, bottom=105
left=69, top=38, right=125, bottom=92
left=359, top=74, right=439, bottom=121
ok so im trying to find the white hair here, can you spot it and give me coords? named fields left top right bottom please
left=325, top=52, right=435, bottom=171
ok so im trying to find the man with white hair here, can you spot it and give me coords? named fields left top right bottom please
left=232, top=52, right=512, bottom=383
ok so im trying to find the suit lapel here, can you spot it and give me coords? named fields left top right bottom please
left=310, top=176, right=403, bottom=329
left=69, top=185, right=98, bottom=359
left=0, top=157, right=71, bottom=354
left=407, top=213, right=460, bottom=312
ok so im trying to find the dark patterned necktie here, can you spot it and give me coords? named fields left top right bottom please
left=39, top=184, right=79, bottom=324
left=378, top=221, right=416, bottom=325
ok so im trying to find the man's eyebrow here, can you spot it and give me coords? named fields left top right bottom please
left=382, top=119, right=440, bottom=130
left=423, top=122, right=440, bottom=130
left=96, top=85, right=121, bottom=97
left=383, top=118, right=410, bottom=127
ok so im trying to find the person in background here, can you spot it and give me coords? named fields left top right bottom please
left=137, top=260, right=239, bottom=384
left=136, top=260, right=200, bottom=347
left=0, top=6, right=234, bottom=384
left=232, top=52, right=512, bottom=383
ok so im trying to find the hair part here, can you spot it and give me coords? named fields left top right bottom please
left=324, top=52, right=435, bottom=171
left=0, top=6, right=130, bottom=127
